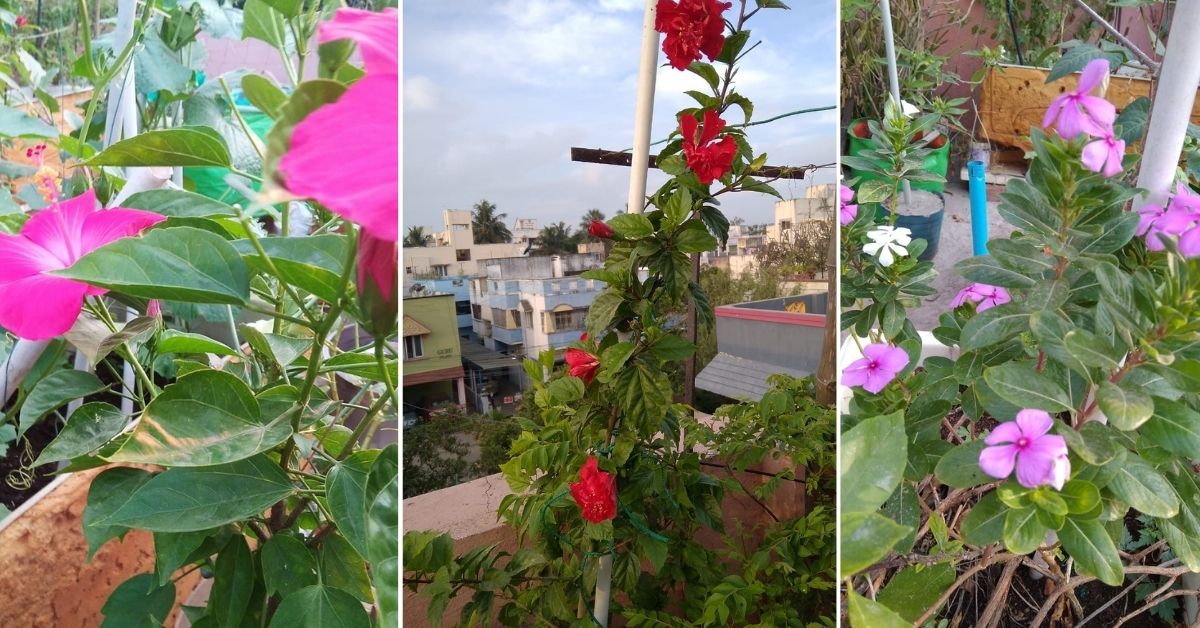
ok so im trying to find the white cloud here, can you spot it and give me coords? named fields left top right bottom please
left=404, top=75, right=439, bottom=111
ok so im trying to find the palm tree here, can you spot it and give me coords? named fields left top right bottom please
left=578, top=208, right=607, bottom=240
left=529, top=222, right=575, bottom=256
left=472, top=200, right=512, bottom=244
left=403, top=226, right=431, bottom=248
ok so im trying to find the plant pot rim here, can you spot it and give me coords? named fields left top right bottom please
left=0, top=472, right=71, bottom=535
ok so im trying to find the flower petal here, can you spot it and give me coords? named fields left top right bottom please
left=1081, top=138, right=1109, bottom=174
left=318, top=8, right=398, bottom=76
left=0, top=234, right=61, bottom=284
left=20, top=189, right=97, bottom=266
left=279, top=73, right=399, bottom=241
left=979, top=444, right=1018, bottom=480
left=80, top=208, right=167, bottom=255
left=1077, top=58, right=1109, bottom=94
left=985, top=420, right=1023, bottom=446
left=0, top=274, right=90, bottom=340
left=1015, top=409, right=1053, bottom=438
left=1014, top=445, right=1056, bottom=489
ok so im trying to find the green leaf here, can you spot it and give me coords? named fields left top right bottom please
left=55, top=227, right=250, bottom=304
left=1114, top=96, right=1150, bottom=143
left=232, top=235, right=350, bottom=303
left=962, top=491, right=1007, bottom=546
left=267, top=585, right=371, bottom=628
left=265, top=80, right=347, bottom=179
left=686, top=62, right=720, bottom=91
left=318, top=533, right=373, bottom=602
left=1060, top=480, right=1101, bottom=517
left=326, top=451, right=379, bottom=560
left=1004, top=507, right=1047, bottom=554
left=1097, top=380, right=1154, bottom=431
left=959, top=304, right=1028, bottom=353
left=1142, top=398, right=1200, bottom=458
left=1063, top=329, right=1120, bottom=372
left=877, top=562, right=955, bottom=622
left=1058, top=420, right=1118, bottom=465
left=242, top=0, right=290, bottom=50
left=1058, top=517, right=1123, bottom=586
left=1046, top=43, right=1125, bottom=83
left=983, top=362, right=1073, bottom=413
left=0, top=106, right=56, bottom=140
left=209, top=535, right=255, bottom=628
left=34, top=402, right=127, bottom=466
left=1107, top=454, right=1179, bottom=518
left=366, top=446, right=398, bottom=628
left=157, top=330, right=239, bottom=357
left=109, top=370, right=291, bottom=466
left=647, top=335, right=694, bottom=361
left=19, top=370, right=106, bottom=438
left=101, top=455, right=295, bottom=532
left=956, top=255, right=1039, bottom=289
left=82, top=467, right=155, bottom=558
left=586, top=290, right=623, bottom=339
left=674, top=220, right=718, bottom=253
left=122, top=189, right=237, bottom=218
left=547, top=376, right=585, bottom=403
left=847, top=591, right=910, bottom=628
left=934, top=440, right=992, bottom=488
left=100, top=573, right=175, bottom=628
left=840, top=512, right=910, bottom=576
left=154, top=529, right=213, bottom=586
left=242, top=74, right=288, bottom=118
left=840, top=412, right=907, bottom=513
left=608, top=213, right=655, bottom=239
left=88, top=127, right=231, bottom=167
left=261, top=535, right=319, bottom=597
left=616, top=363, right=673, bottom=435
left=261, top=0, right=302, bottom=17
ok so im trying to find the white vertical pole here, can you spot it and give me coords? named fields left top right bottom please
left=878, top=0, right=911, bottom=204
left=594, top=2, right=659, bottom=624
left=1, top=341, right=51, bottom=405
left=1135, top=3, right=1200, bottom=622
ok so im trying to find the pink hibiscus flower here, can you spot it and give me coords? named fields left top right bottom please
left=979, top=409, right=1069, bottom=490
left=1042, top=59, right=1116, bottom=140
left=839, top=185, right=857, bottom=226
left=278, top=8, right=398, bottom=242
left=843, top=343, right=909, bottom=394
left=1081, top=132, right=1126, bottom=177
left=0, top=190, right=165, bottom=340
left=950, top=283, right=1011, bottom=312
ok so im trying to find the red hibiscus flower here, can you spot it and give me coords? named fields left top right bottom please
left=15, top=16, right=29, bottom=27
left=587, top=219, right=614, bottom=239
left=681, top=109, right=737, bottom=185
left=570, top=456, right=617, bottom=524
left=655, top=0, right=731, bottom=71
left=565, top=348, right=601, bottom=385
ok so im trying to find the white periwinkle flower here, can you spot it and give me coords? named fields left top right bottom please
left=863, top=225, right=913, bottom=267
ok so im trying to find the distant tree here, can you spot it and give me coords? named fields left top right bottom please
left=529, top=222, right=576, bottom=256
left=403, top=225, right=432, bottom=248
left=578, top=208, right=607, bottom=240
left=472, top=200, right=512, bottom=244
left=730, top=216, right=746, bottom=226
left=755, top=219, right=832, bottom=277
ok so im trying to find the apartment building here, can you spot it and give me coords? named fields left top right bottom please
left=403, top=210, right=529, bottom=278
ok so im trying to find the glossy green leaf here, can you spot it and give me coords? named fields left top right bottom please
left=840, top=412, right=906, bottom=513
left=34, top=402, right=127, bottom=466
left=319, top=532, right=373, bottom=602
left=1063, top=330, right=1120, bottom=372
left=1142, top=398, right=1200, bottom=458
left=157, top=330, right=238, bottom=357
left=847, top=591, right=910, bottom=628
left=608, top=213, right=655, bottom=239
left=122, top=189, right=237, bottom=218
left=88, top=127, right=231, bottom=167
left=962, top=491, right=1007, bottom=546
left=1057, top=420, right=1118, bottom=466
left=1097, top=380, right=1154, bottom=431
left=1004, top=507, right=1047, bottom=554
left=209, top=535, right=254, bottom=628
left=82, top=467, right=154, bottom=558
left=154, top=529, right=214, bottom=586
left=19, top=370, right=107, bottom=437
left=232, top=235, right=349, bottom=303
left=1059, top=480, right=1101, bottom=517
left=326, top=451, right=379, bottom=559
left=54, top=227, right=250, bottom=304
left=242, top=0, right=290, bottom=50
left=841, top=512, right=910, bottom=576
left=109, top=370, right=291, bottom=466
left=241, top=74, right=287, bottom=118
left=102, top=455, right=295, bottom=532
left=261, top=535, right=319, bottom=597
left=934, top=439, right=991, bottom=489
left=958, top=304, right=1028, bottom=353
left=267, top=585, right=371, bottom=628
left=0, top=106, right=57, bottom=138
left=366, top=447, right=399, bottom=627
left=877, top=562, right=955, bottom=622
left=1058, top=517, right=1123, bottom=586
left=1107, top=454, right=1179, bottom=518
left=100, top=573, right=175, bottom=628
left=983, top=362, right=1073, bottom=413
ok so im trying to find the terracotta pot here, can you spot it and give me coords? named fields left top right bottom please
left=0, top=467, right=201, bottom=627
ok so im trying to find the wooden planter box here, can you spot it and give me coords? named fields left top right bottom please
left=0, top=467, right=200, bottom=627
left=979, top=63, right=1200, bottom=151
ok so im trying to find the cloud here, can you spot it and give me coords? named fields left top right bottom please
left=404, top=76, right=439, bottom=112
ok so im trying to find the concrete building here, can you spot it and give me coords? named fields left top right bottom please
left=405, top=277, right=474, bottom=341
left=511, top=218, right=540, bottom=246
left=402, top=293, right=467, bottom=417
left=403, top=210, right=528, bottom=278
left=702, top=223, right=766, bottom=276
left=766, top=184, right=836, bottom=244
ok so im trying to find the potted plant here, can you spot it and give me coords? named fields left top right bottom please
left=843, top=97, right=948, bottom=261
left=0, top=2, right=400, bottom=626
left=840, top=37, right=1200, bottom=624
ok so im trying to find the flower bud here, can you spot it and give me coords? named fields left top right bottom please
left=356, top=231, right=398, bottom=337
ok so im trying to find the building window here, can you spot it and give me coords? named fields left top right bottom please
left=491, top=307, right=506, bottom=327
left=554, top=309, right=574, bottom=331
left=432, top=264, right=449, bottom=277
left=524, top=310, right=533, bottom=329
left=511, top=310, right=522, bottom=328
left=404, top=335, right=425, bottom=359
left=456, top=249, right=471, bottom=262
left=456, top=301, right=471, bottom=316
left=780, top=220, right=792, bottom=232
left=472, top=304, right=482, bottom=320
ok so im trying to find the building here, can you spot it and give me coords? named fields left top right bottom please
left=405, top=277, right=474, bottom=341
left=695, top=293, right=828, bottom=400
left=766, top=184, right=836, bottom=244
left=511, top=218, right=540, bottom=246
left=402, top=293, right=467, bottom=419
left=702, top=223, right=766, bottom=276
left=403, top=210, right=529, bottom=278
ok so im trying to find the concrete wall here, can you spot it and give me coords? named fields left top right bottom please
left=403, top=294, right=462, bottom=376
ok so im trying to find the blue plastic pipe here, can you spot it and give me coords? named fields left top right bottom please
left=968, top=160, right=988, bottom=255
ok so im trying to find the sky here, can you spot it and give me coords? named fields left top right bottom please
left=401, top=0, right=837, bottom=236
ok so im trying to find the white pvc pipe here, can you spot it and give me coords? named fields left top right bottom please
left=103, top=0, right=138, bottom=147
left=625, top=0, right=660, bottom=218
left=1, top=340, right=51, bottom=405
left=878, top=0, right=911, bottom=204
left=1134, top=4, right=1200, bottom=622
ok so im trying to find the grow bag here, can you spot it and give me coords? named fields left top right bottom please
left=846, top=118, right=950, bottom=194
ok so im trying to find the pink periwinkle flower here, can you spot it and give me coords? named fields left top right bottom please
left=950, top=283, right=1011, bottom=313
left=278, top=8, right=398, bottom=242
left=843, top=343, right=909, bottom=394
left=1081, top=132, right=1125, bottom=177
left=0, top=190, right=166, bottom=340
left=1141, top=184, right=1200, bottom=252
left=1042, top=59, right=1116, bottom=140
left=839, top=185, right=858, bottom=226
left=979, top=409, right=1070, bottom=490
